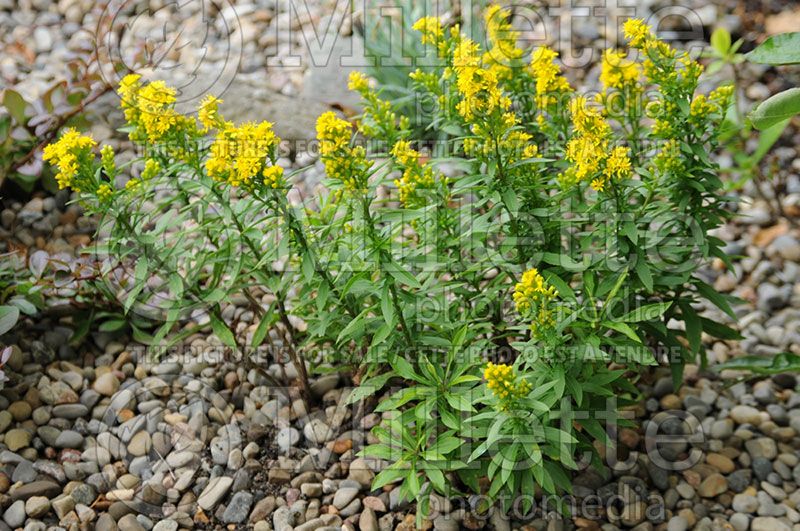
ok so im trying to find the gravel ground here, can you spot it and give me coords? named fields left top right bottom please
left=2, top=0, right=800, bottom=530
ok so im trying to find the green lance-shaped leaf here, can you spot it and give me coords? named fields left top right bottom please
left=746, top=33, right=800, bottom=65
left=749, top=88, right=800, bottom=130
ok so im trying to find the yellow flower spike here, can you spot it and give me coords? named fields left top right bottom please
left=137, top=81, right=179, bottom=142
left=42, top=128, right=97, bottom=191
left=513, top=268, right=558, bottom=314
left=347, top=71, right=370, bottom=93
left=483, top=5, right=523, bottom=75
left=604, top=146, right=632, bottom=181
left=198, top=95, right=225, bottom=133
left=529, top=46, right=572, bottom=109
left=600, top=49, right=641, bottom=91
left=622, top=19, right=653, bottom=48
left=118, top=74, right=143, bottom=125
left=262, top=165, right=285, bottom=189
left=390, top=140, right=419, bottom=167
left=100, top=145, right=116, bottom=177
left=315, top=112, right=370, bottom=192
left=484, top=362, right=531, bottom=407
left=206, top=120, right=279, bottom=188
left=96, top=183, right=113, bottom=202
left=413, top=16, right=444, bottom=47
left=141, top=159, right=161, bottom=180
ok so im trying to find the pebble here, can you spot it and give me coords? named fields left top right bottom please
left=5, top=429, right=32, bottom=451
left=752, top=517, right=791, bottom=531
left=221, top=491, right=253, bottom=524
left=93, top=372, right=120, bottom=396
left=333, top=487, right=359, bottom=509
left=24, top=496, right=50, bottom=518
left=731, top=405, right=762, bottom=425
left=197, top=476, right=233, bottom=511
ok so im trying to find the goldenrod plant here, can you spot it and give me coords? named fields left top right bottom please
left=44, top=8, right=739, bottom=521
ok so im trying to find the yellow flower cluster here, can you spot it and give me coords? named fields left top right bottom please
left=42, top=128, right=96, bottom=190
left=206, top=121, right=279, bottom=188
left=262, top=165, right=285, bottom=189
left=622, top=19, right=652, bottom=48
left=513, top=268, right=559, bottom=340
left=316, top=112, right=371, bottom=192
left=654, top=139, right=683, bottom=174
left=117, top=74, right=183, bottom=143
left=529, top=47, right=572, bottom=112
left=347, top=71, right=370, bottom=92
left=141, top=158, right=161, bottom=180
left=100, top=145, right=116, bottom=177
left=562, top=97, right=631, bottom=191
left=96, top=183, right=113, bottom=202
left=125, top=158, right=161, bottom=191
left=452, top=37, right=510, bottom=122
left=412, top=16, right=444, bottom=46
left=484, top=362, right=531, bottom=406
left=390, top=140, right=436, bottom=208
left=198, top=95, right=226, bottom=132
left=622, top=19, right=702, bottom=95
left=513, top=268, right=557, bottom=314
left=599, top=49, right=640, bottom=90
left=482, top=6, right=523, bottom=77
left=348, top=71, right=408, bottom=142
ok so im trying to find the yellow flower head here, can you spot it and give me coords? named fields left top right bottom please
left=529, top=46, right=572, bottom=108
left=96, top=183, right=113, bottom=202
left=413, top=16, right=444, bottom=46
left=137, top=81, right=179, bottom=142
left=348, top=71, right=370, bottom=93
left=42, top=128, right=97, bottom=191
left=605, top=146, right=632, bottom=180
left=569, top=96, right=610, bottom=137
left=483, top=5, right=523, bottom=68
left=100, top=145, right=116, bottom=177
left=262, top=165, right=285, bottom=189
left=390, top=140, right=419, bottom=167
left=600, top=49, right=641, bottom=90
left=315, top=112, right=370, bottom=191
left=513, top=267, right=558, bottom=315
left=623, top=19, right=653, bottom=48
left=198, top=95, right=225, bottom=132
left=141, top=158, right=161, bottom=180
left=118, top=74, right=143, bottom=124
left=484, top=362, right=531, bottom=406
left=206, top=121, right=278, bottom=188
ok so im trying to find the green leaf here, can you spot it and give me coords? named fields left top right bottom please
left=615, top=302, right=671, bottom=323
left=381, top=282, right=395, bottom=325
left=210, top=313, right=237, bottom=349
left=678, top=301, right=702, bottom=355
left=746, top=32, right=800, bottom=65
left=700, top=317, right=743, bottom=340
left=715, top=352, right=800, bottom=375
left=98, top=319, right=128, bottom=333
left=602, top=321, right=641, bottom=343
left=635, top=259, right=653, bottom=292
left=2, top=90, right=27, bottom=124
left=695, top=280, right=737, bottom=320
left=252, top=314, right=272, bottom=349
left=749, top=118, right=791, bottom=164
left=387, top=266, right=422, bottom=289
left=749, top=88, right=800, bottom=130
left=0, top=305, right=20, bottom=336
left=711, top=27, right=731, bottom=55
